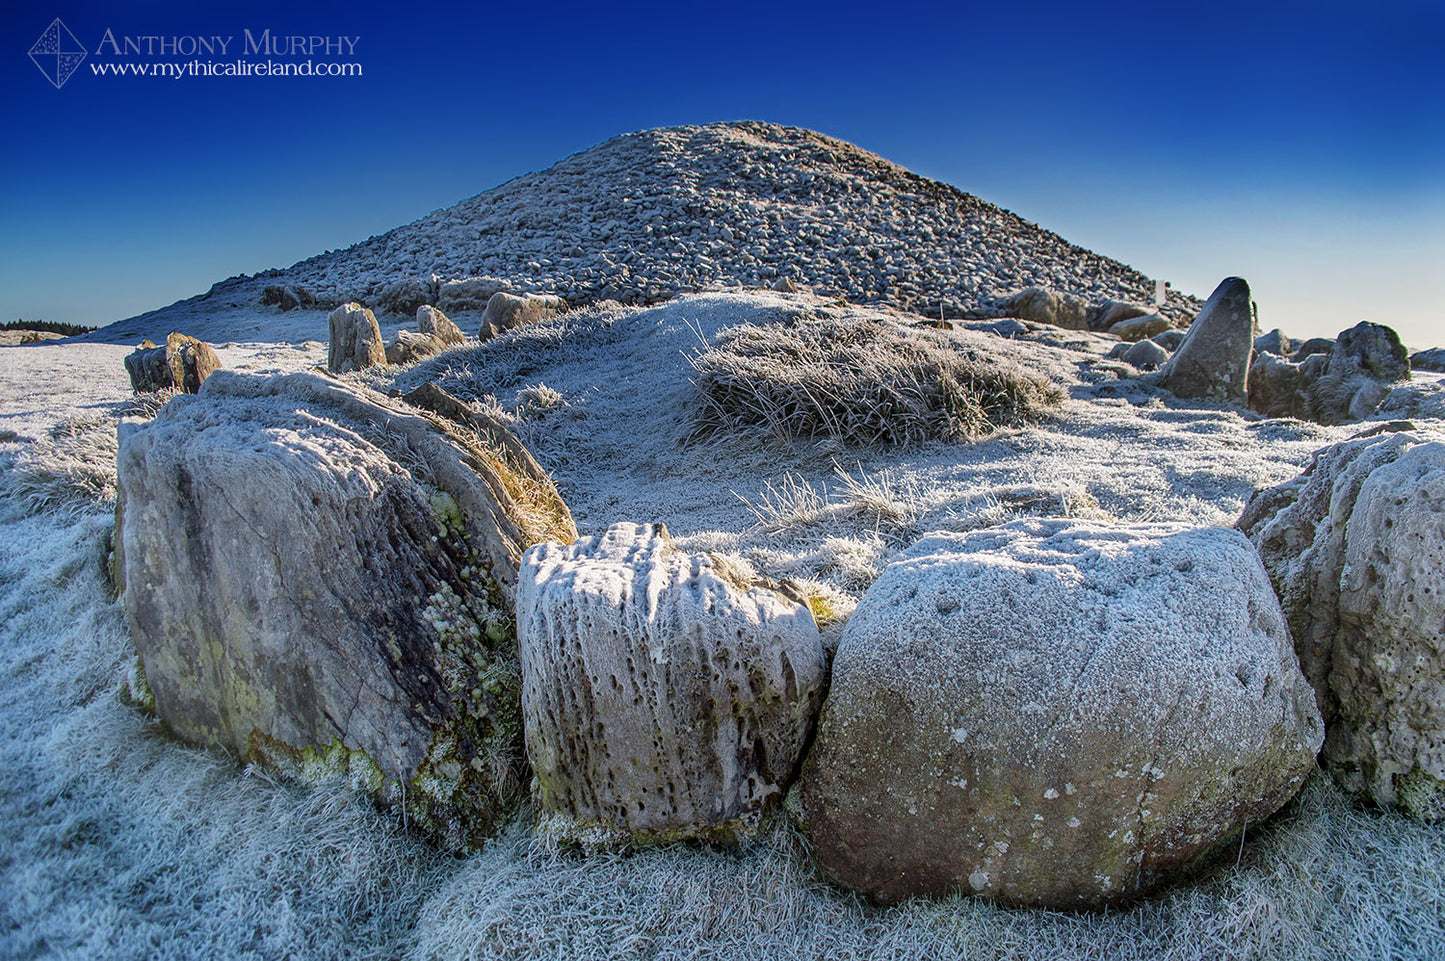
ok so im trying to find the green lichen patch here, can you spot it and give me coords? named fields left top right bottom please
left=1396, top=766, right=1445, bottom=822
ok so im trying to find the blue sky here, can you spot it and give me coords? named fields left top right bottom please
left=3, top=0, right=1441, bottom=347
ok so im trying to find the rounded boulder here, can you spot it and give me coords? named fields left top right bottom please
left=793, top=519, right=1322, bottom=908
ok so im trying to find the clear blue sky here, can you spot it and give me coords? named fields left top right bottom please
left=3, top=0, right=1441, bottom=347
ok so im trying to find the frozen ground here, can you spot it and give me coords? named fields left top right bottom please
left=2, top=292, right=1444, bottom=960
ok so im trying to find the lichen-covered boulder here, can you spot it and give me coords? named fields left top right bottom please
left=793, top=520, right=1322, bottom=908
left=327, top=302, right=386, bottom=373
left=518, top=522, right=826, bottom=847
left=417, top=305, right=465, bottom=347
left=115, top=371, right=576, bottom=849
left=479, top=292, right=566, bottom=342
left=1238, top=427, right=1445, bottom=820
left=1157, top=277, right=1253, bottom=406
left=124, top=332, right=222, bottom=394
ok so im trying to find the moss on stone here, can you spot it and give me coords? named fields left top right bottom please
left=1396, top=766, right=1445, bottom=822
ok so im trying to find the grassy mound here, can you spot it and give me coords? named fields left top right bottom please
left=690, top=310, right=1062, bottom=447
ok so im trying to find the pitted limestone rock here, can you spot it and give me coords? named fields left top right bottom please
left=1239, top=427, right=1445, bottom=820
left=794, top=520, right=1322, bottom=908
left=518, top=521, right=826, bottom=847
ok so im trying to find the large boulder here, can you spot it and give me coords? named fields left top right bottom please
left=1238, top=428, right=1445, bottom=820
left=124, top=332, right=222, bottom=394
left=518, top=522, right=826, bottom=846
left=1249, top=322, right=1413, bottom=424
left=793, top=520, right=1322, bottom=908
left=115, top=371, right=576, bottom=849
left=1157, top=277, right=1254, bottom=406
left=417, top=305, right=465, bottom=347
left=1301, top=322, right=1410, bottom=425
left=479, top=292, right=567, bottom=342
left=385, top=329, right=444, bottom=366
left=327, top=302, right=386, bottom=373
left=997, top=286, right=1089, bottom=331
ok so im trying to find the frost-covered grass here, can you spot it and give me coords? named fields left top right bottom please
left=690, top=310, right=1063, bottom=447
left=4, top=298, right=1445, bottom=959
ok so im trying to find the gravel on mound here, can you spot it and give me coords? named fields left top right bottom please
left=260, top=122, right=1197, bottom=322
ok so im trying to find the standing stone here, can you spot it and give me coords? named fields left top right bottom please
left=327, top=302, right=386, bottom=373
left=1157, top=277, right=1254, bottom=405
left=124, top=332, right=222, bottom=394
left=518, top=522, right=826, bottom=847
left=794, top=520, right=1322, bottom=908
left=116, top=371, right=576, bottom=849
left=1239, top=428, right=1445, bottom=820
left=417, top=305, right=465, bottom=347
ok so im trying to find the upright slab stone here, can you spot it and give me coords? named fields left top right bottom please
left=417, top=305, right=465, bottom=347
left=124, top=332, right=222, bottom=394
left=116, top=371, right=575, bottom=849
left=327, top=302, right=386, bottom=373
left=518, top=522, right=827, bottom=846
left=1158, top=277, right=1253, bottom=405
left=794, top=520, right=1322, bottom=908
left=1239, top=428, right=1445, bottom=820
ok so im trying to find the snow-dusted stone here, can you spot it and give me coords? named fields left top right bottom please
left=479, top=292, right=566, bottom=342
left=1292, top=337, right=1334, bottom=361
left=1412, top=348, right=1445, bottom=373
left=518, top=522, right=826, bottom=846
left=1122, top=338, right=1168, bottom=371
left=115, top=371, right=576, bottom=850
left=1094, top=300, right=1151, bottom=331
left=1157, top=277, right=1253, bottom=406
left=793, top=520, right=1322, bottom=908
left=327, top=302, right=386, bottom=373
left=1301, top=322, right=1410, bottom=425
left=437, top=277, right=509, bottom=313
left=379, top=275, right=440, bottom=315
left=1110, top=314, right=1170, bottom=342
left=417, top=305, right=465, bottom=347
left=998, top=286, right=1089, bottom=330
left=1238, top=428, right=1445, bottom=820
left=123, top=332, right=221, bottom=394
left=384, top=329, right=443, bottom=366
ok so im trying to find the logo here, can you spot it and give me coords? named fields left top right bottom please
left=29, top=18, right=87, bottom=88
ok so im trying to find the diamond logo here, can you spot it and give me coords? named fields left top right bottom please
left=29, top=18, right=87, bottom=89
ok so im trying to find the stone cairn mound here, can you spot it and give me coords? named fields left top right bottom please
left=253, top=122, right=1199, bottom=322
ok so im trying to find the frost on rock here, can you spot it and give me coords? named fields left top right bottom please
left=793, top=519, right=1322, bottom=908
left=518, top=522, right=826, bottom=847
left=115, top=370, right=575, bottom=850
left=1239, top=426, right=1445, bottom=819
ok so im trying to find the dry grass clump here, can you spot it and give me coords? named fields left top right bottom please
left=690, top=311, right=1062, bottom=447
left=4, top=414, right=121, bottom=510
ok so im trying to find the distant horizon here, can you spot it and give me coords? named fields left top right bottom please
left=4, top=1, right=1440, bottom=350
